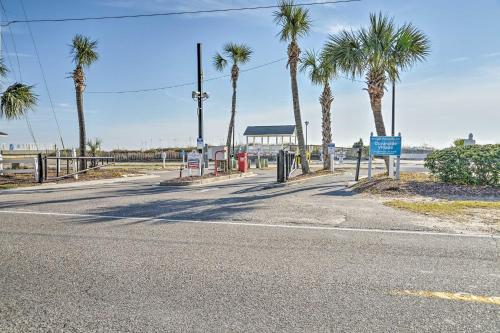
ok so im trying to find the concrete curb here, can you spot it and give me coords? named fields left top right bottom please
left=1, top=174, right=160, bottom=192
left=159, top=172, right=256, bottom=187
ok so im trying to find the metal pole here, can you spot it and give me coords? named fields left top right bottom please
left=197, top=43, right=203, bottom=152
left=196, top=43, right=205, bottom=176
left=305, top=121, right=309, bottom=150
left=391, top=81, right=395, bottom=136
left=355, top=147, right=362, bottom=181
left=232, top=125, right=235, bottom=158
left=37, top=153, right=43, bottom=183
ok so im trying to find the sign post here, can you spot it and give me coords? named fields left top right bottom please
left=161, top=151, right=167, bottom=169
left=368, top=133, right=402, bottom=180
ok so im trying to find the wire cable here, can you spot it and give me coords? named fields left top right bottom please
left=87, top=57, right=363, bottom=94
left=87, top=57, right=287, bottom=94
left=1, top=0, right=361, bottom=27
left=19, top=0, right=65, bottom=149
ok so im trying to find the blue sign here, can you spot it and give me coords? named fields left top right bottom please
left=370, top=136, right=402, bottom=156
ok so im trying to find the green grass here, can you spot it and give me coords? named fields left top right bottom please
left=385, top=200, right=500, bottom=216
left=0, top=184, right=18, bottom=190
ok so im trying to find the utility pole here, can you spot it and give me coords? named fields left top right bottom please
left=391, top=81, right=395, bottom=136
left=232, top=126, right=235, bottom=156
left=192, top=43, right=209, bottom=175
left=197, top=43, right=203, bottom=153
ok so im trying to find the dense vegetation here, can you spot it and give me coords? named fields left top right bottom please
left=425, top=145, right=499, bottom=186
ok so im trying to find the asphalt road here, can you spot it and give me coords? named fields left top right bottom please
left=0, top=170, right=498, bottom=332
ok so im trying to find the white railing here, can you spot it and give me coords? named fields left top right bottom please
left=0, top=143, right=57, bottom=151
left=0, top=152, right=39, bottom=182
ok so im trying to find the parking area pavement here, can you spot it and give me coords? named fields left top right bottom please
left=0, top=165, right=498, bottom=331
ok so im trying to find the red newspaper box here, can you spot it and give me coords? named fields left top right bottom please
left=237, top=152, right=248, bottom=173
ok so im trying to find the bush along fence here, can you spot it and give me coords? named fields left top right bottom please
left=424, top=144, right=499, bottom=186
left=0, top=150, right=115, bottom=184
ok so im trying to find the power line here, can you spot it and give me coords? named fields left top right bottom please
left=0, top=0, right=361, bottom=27
left=19, top=0, right=65, bottom=149
left=87, top=57, right=287, bottom=94
left=0, top=2, right=22, bottom=81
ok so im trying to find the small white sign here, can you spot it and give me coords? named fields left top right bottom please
left=327, top=143, right=336, bottom=154
left=197, top=138, right=204, bottom=150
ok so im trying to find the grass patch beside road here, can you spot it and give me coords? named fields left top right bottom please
left=385, top=200, right=500, bottom=216
left=384, top=199, right=500, bottom=233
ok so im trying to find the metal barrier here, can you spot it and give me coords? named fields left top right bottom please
left=276, top=150, right=296, bottom=183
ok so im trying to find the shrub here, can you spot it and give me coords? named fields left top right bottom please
left=424, top=144, right=499, bottom=186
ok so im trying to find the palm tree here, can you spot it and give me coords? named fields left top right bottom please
left=87, top=138, right=102, bottom=167
left=0, top=59, right=37, bottom=121
left=324, top=13, right=429, bottom=170
left=213, top=43, right=252, bottom=166
left=300, top=49, right=337, bottom=169
left=70, top=34, right=98, bottom=170
left=273, top=0, right=311, bottom=174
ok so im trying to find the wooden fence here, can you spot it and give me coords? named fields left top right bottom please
left=0, top=153, right=40, bottom=182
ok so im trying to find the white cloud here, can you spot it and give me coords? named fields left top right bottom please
left=483, top=51, right=500, bottom=58
left=5, top=52, right=32, bottom=58
left=313, top=22, right=358, bottom=36
left=450, top=56, right=468, bottom=62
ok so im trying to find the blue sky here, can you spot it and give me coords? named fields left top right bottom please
left=0, top=0, right=499, bottom=149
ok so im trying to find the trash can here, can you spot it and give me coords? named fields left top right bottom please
left=237, top=152, right=248, bottom=173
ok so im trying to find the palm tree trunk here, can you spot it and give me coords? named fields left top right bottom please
left=76, top=85, right=86, bottom=171
left=288, top=42, right=309, bottom=174
left=320, top=83, right=333, bottom=170
left=226, top=66, right=238, bottom=169
left=368, top=85, right=390, bottom=171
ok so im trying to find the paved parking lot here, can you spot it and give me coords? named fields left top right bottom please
left=0, top=169, right=498, bottom=331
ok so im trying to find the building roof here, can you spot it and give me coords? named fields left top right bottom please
left=244, top=125, right=296, bottom=136
left=0, top=131, right=8, bottom=137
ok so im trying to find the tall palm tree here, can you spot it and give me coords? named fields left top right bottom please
left=324, top=13, right=429, bottom=170
left=300, top=49, right=337, bottom=170
left=0, top=59, right=37, bottom=121
left=213, top=43, right=252, bottom=166
left=70, top=34, right=98, bottom=170
left=273, top=0, right=311, bottom=174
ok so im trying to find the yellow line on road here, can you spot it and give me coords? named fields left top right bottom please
left=392, top=290, right=500, bottom=305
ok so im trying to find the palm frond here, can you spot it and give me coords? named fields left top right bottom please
left=71, top=34, right=99, bottom=68
left=223, top=42, right=253, bottom=65
left=302, top=49, right=338, bottom=86
left=213, top=52, right=228, bottom=72
left=0, top=58, right=8, bottom=78
left=324, top=12, right=429, bottom=83
left=273, top=0, right=311, bottom=42
left=0, top=83, right=37, bottom=120
left=324, top=29, right=364, bottom=79
left=388, top=22, right=430, bottom=81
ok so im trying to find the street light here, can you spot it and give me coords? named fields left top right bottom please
left=304, top=121, right=309, bottom=151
